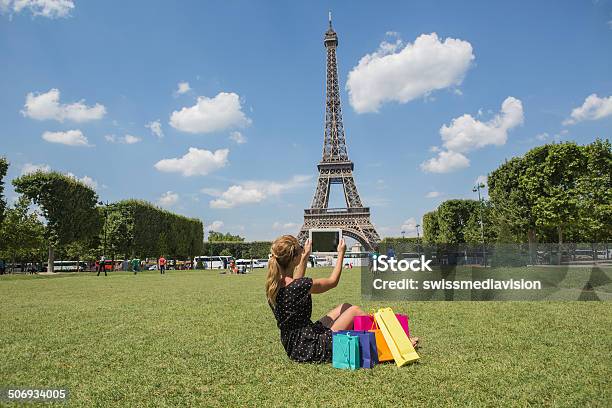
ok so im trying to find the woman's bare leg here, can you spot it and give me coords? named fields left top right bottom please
left=330, top=305, right=367, bottom=331
left=318, top=303, right=353, bottom=328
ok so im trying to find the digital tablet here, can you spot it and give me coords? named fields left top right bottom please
left=308, top=228, right=342, bottom=253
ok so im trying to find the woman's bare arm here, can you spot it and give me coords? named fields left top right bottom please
left=292, top=239, right=312, bottom=279
left=311, top=239, right=347, bottom=294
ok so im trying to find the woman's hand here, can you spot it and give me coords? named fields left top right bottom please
left=301, top=239, right=312, bottom=260
left=337, top=238, right=346, bottom=254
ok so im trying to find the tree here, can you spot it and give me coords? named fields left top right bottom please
left=0, top=198, right=46, bottom=269
left=219, top=248, right=233, bottom=257
left=489, top=156, right=538, bottom=245
left=576, top=139, right=612, bottom=245
left=208, top=231, right=245, bottom=242
left=422, top=210, right=440, bottom=244
left=527, top=142, right=584, bottom=248
left=436, top=200, right=480, bottom=244
left=0, top=157, right=8, bottom=226
left=12, top=171, right=100, bottom=273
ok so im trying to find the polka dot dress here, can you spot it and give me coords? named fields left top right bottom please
left=270, top=277, right=332, bottom=363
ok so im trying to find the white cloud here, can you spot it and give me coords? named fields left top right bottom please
left=22, top=89, right=105, bottom=122
left=145, top=120, right=164, bottom=138
left=400, top=217, right=420, bottom=237
left=1, top=0, right=74, bottom=18
left=206, top=175, right=311, bottom=209
left=535, top=132, right=549, bottom=141
left=209, top=185, right=266, bottom=208
left=563, top=94, right=612, bottom=125
left=209, top=220, right=224, bottom=231
left=158, top=191, right=179, bottom=207
left=420, top=150, right=469, bottom=173
left=124, top=135, right=141, bottom=144
left=440, top=97, right=524, bottom=153
left=169, top=92, right=252, bottom=134
left=425, top=191, right=442, bottom=198
left=229, top=131, right=247, bottom=144
left=154, top=147, right=229, bottom=176
left=346, top=33, right=474, bottom=113
left=104, top=134, right=141, bottom=144
left=421, top=97, right=523, bottom=173
left=475, top=175, right=488, bottom=186
left=272, top=222, right=300, bottom=231
left=42, top=129, right=90, bottom=147
left=21, top=163, right=50, bottom=175
left=175, top=81, right=191, bottom=95
left=66, top=172, right=98, bottom=190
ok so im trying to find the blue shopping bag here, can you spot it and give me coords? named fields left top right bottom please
left=336, top=330, right=378, bottom=368
left=332, top=332, right=360, bottom=370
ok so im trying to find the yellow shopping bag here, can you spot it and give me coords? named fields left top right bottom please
left=374, top=307, right=419, bottom=367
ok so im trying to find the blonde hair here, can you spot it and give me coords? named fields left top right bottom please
left=266, top=235, right=302, bottom=307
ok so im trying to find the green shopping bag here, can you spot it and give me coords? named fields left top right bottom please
left=332, top=332, right=360, bottom=370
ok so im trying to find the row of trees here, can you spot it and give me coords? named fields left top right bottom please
left=0, top=162, right=204, bottom=272
left=202, top=241, right=272, bottom=259
left=103, top=200, right=204, bottom=260
left=423, top=139, right=612, bottom=245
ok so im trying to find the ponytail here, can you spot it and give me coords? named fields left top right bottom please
left=266, top=256, right=282, bottom=307
left=265, top=235, right=301, bottom=307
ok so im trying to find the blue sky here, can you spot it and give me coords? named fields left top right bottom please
left=1, top=0, right=611, bottom=241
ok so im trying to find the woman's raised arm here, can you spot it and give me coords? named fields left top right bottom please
left=292, top=239, right=312, bottom=279
left=311, top=239, right=347, bottom=294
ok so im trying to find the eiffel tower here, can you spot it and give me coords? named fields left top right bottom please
left=297, top=14, right=380, bottom=251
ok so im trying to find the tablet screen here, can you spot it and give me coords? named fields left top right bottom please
left=311, top=230, right=340, bottom=253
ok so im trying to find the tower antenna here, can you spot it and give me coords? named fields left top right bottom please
left=328, top=10, right=332, bottom=29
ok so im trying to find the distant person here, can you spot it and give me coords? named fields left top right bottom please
left=159, top=256, right=166, bottom=274
left=97, top=255, right=107, bottom=277
left=0, top=259, right=5, bottom=275
left=131, top=258, right=140, bottom=275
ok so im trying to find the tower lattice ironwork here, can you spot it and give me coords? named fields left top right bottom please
left=297, top=15, right=380, bottom=251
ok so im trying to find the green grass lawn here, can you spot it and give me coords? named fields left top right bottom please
left=1, top=268, right=610, bottom=407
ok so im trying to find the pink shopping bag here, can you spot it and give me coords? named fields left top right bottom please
left=354, top=313, right=410, bottom=337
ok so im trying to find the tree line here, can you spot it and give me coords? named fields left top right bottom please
left=0, top=164, right=204, bottom=272
left=423, top=139, right=612, bottom=245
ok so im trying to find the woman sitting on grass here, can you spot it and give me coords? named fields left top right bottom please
left=266, top=234, right=370, bottom=363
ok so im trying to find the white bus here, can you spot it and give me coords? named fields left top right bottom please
left=44, top=261, right=89, bottom=272
left=193, top=256, right=233, bottom=269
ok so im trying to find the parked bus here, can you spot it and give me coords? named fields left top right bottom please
left=44, top=260, right=89, bottom=272
left=194, top=256, right=234, bottom=269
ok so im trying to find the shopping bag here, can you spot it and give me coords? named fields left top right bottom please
left=354, top=313, right=410, bottom=337
left=374, top=307, right=419, bottom=367
left=336, top=330, right=378, bottom=368
left=368, top=319, right=394, bottom=362
left=332, top=332, right=360, bottom=370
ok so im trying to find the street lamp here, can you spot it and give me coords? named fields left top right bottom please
left=401, top=230, right=405, bottom=239
left=416, top=224, right=421, bottom=256
left=472, top=183, right=486, bottom=266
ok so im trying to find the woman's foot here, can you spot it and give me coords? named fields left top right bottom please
left=410, top=337, right=420, bottom=348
